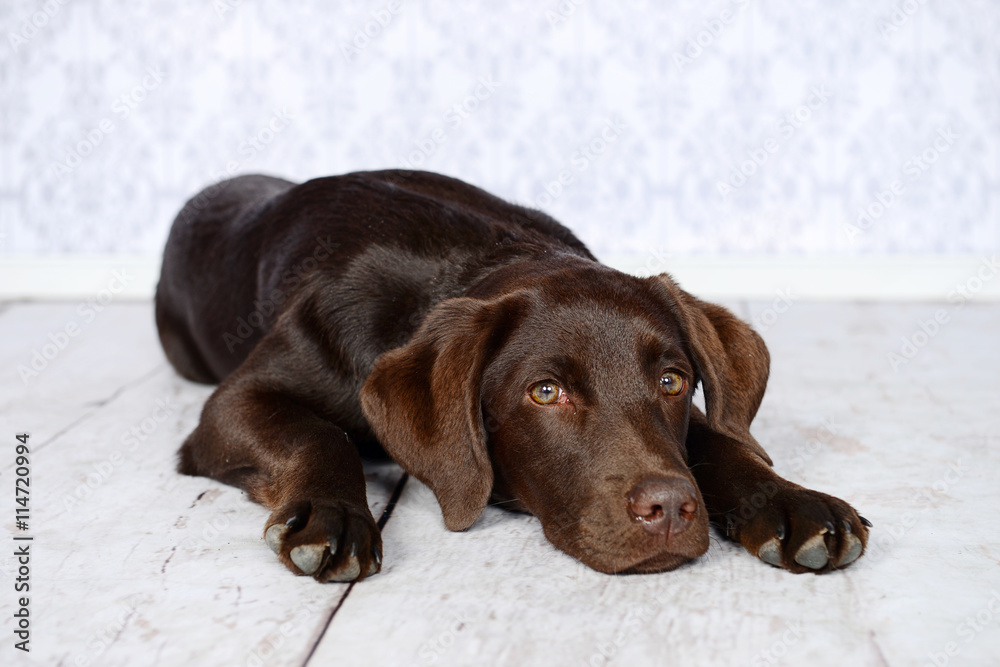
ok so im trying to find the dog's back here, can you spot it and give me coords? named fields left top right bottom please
left=155, top=170, right=591, bottom=384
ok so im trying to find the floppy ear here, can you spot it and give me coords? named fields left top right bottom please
left=654, top=274, right=773, bottom=466
left=360, top=294, right=527, bottom=531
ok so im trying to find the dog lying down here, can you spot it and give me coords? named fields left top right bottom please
left=155, top=169, right=869, bottom=582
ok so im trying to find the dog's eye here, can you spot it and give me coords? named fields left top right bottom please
left=659, top=372, right=686, bottom=396
left=529, top=381, right=563, bottom=405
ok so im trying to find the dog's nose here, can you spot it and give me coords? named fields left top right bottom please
left=627, top=477, right=698, bottom=537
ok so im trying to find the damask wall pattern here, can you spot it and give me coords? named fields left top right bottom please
left=1, top=0, right=997, bottom=259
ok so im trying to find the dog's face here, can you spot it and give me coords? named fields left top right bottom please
left=480, top=276, right=710, bottom=572
left=361, top=265, right=768, bottom=574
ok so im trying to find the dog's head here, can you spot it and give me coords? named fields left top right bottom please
left=360, top=262, right=769, bottom=573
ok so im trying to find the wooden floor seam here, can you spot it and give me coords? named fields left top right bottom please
left=300, top=472, right=410, bottom=667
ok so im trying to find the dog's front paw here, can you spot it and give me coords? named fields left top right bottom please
left=263, top=500, right=382, bottom=582
left=725, top=482, right=870, bottom=574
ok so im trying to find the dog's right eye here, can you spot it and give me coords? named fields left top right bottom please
left=659, top=371, right=687, bottom=397
left=529, top=381, right=564, bottom=405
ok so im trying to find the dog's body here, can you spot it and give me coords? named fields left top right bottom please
left=157, top=170, right=868, bottom=581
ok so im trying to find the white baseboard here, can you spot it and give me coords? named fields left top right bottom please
left=0, top=257, right=162, bottom=301
left=604, top=254, right=1000, bottom=301
left=1, top=254, right=998, bottom=301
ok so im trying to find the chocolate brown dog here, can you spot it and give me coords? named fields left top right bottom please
left=156, top=170, right=869, bottom=582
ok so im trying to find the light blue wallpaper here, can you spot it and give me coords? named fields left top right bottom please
left=1, top=0, right=997, bottom=258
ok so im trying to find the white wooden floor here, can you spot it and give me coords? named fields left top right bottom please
left=2, top=300, right=999, bottom=667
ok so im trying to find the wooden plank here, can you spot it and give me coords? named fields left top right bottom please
left=0, top=303, right=167, bottom=458
left=0, top=303, right=404, bottom=667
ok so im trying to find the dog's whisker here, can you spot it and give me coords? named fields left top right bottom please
left=486, top=498, right=523, bottom=507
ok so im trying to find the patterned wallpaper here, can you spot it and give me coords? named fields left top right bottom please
left=1, top=0, right=998, bottom=259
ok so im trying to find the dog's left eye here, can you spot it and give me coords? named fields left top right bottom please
left=659, top=372, right=686, bottom=396
left=529, top=381, right=564, bottom=405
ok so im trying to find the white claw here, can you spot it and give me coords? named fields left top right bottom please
left=290, top=544, right=327, bottom=575
left=265, top=524, right=287, bottom=554
left=758, top=538, right=782, bottom=567
left=837, top=534, right=863, bottom=567
left=321, top=557, right=361, bottom=583
left=794, top=534, right=829, bottom=569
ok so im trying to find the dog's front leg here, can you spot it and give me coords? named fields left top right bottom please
left=179, top=374, right=381, bottom=582
left=685, top=410, right=869, bottom=574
